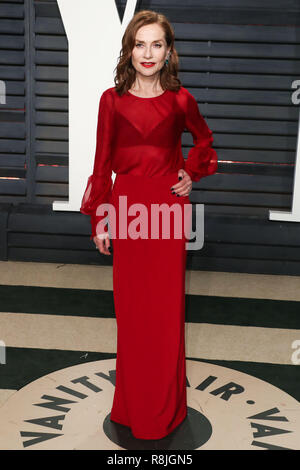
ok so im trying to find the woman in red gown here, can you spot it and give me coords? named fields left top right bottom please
left=80, top=10, right=218, bottom=440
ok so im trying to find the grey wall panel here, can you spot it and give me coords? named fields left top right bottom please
left=0, top=153, right=26, bottom=167
left=35, top=111, right=68, bottom=126
left=0, top=65, right=25, bottom=79
left=0, top=19, right=24, bottom=34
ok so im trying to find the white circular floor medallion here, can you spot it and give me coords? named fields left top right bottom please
left=0, top=358, right=299, bottom=450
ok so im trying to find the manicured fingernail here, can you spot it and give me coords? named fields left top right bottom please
left=179, top=176, right=182, bottom=180
left=172, top=191, right=175, bottom=194
left=176, top=194, right=180, bottom=197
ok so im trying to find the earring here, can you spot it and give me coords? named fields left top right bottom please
left=165, top=53, right=170, bottom=65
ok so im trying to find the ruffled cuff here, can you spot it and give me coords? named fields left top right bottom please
left=80, top=173, right=112, bottom=241
left=184, top=141, right=218, bottom=182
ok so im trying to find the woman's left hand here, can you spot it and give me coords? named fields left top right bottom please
left=170, top=169, right=192, bottom=197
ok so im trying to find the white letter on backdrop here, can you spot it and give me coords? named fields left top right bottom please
left=53, top=0, right=138, bottom=212
left=269, top=80, right=300, bottom=221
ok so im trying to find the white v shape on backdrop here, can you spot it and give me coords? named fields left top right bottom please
left=53, top=0, right=138, bottom=212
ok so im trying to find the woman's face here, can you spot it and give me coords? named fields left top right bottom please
left=131, top=23, right=170, bottom=79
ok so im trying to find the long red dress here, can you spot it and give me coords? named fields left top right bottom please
left=80, top=85, right=218, bottom=440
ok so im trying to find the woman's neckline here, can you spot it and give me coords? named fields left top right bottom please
left=127, top=89, right=168, bottom=100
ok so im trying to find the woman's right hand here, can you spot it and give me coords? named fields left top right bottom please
left=93, top=233, right=111, bottom=255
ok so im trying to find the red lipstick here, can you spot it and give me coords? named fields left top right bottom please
left=141, top=62, right=155, bottom=68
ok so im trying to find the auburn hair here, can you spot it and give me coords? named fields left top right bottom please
left=114, top=10, right=182, bottom=95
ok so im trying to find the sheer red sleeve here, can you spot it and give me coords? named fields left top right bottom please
left=80, top=89, right=114, bottom=240
left=183, top=91, right=218, bottom=182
